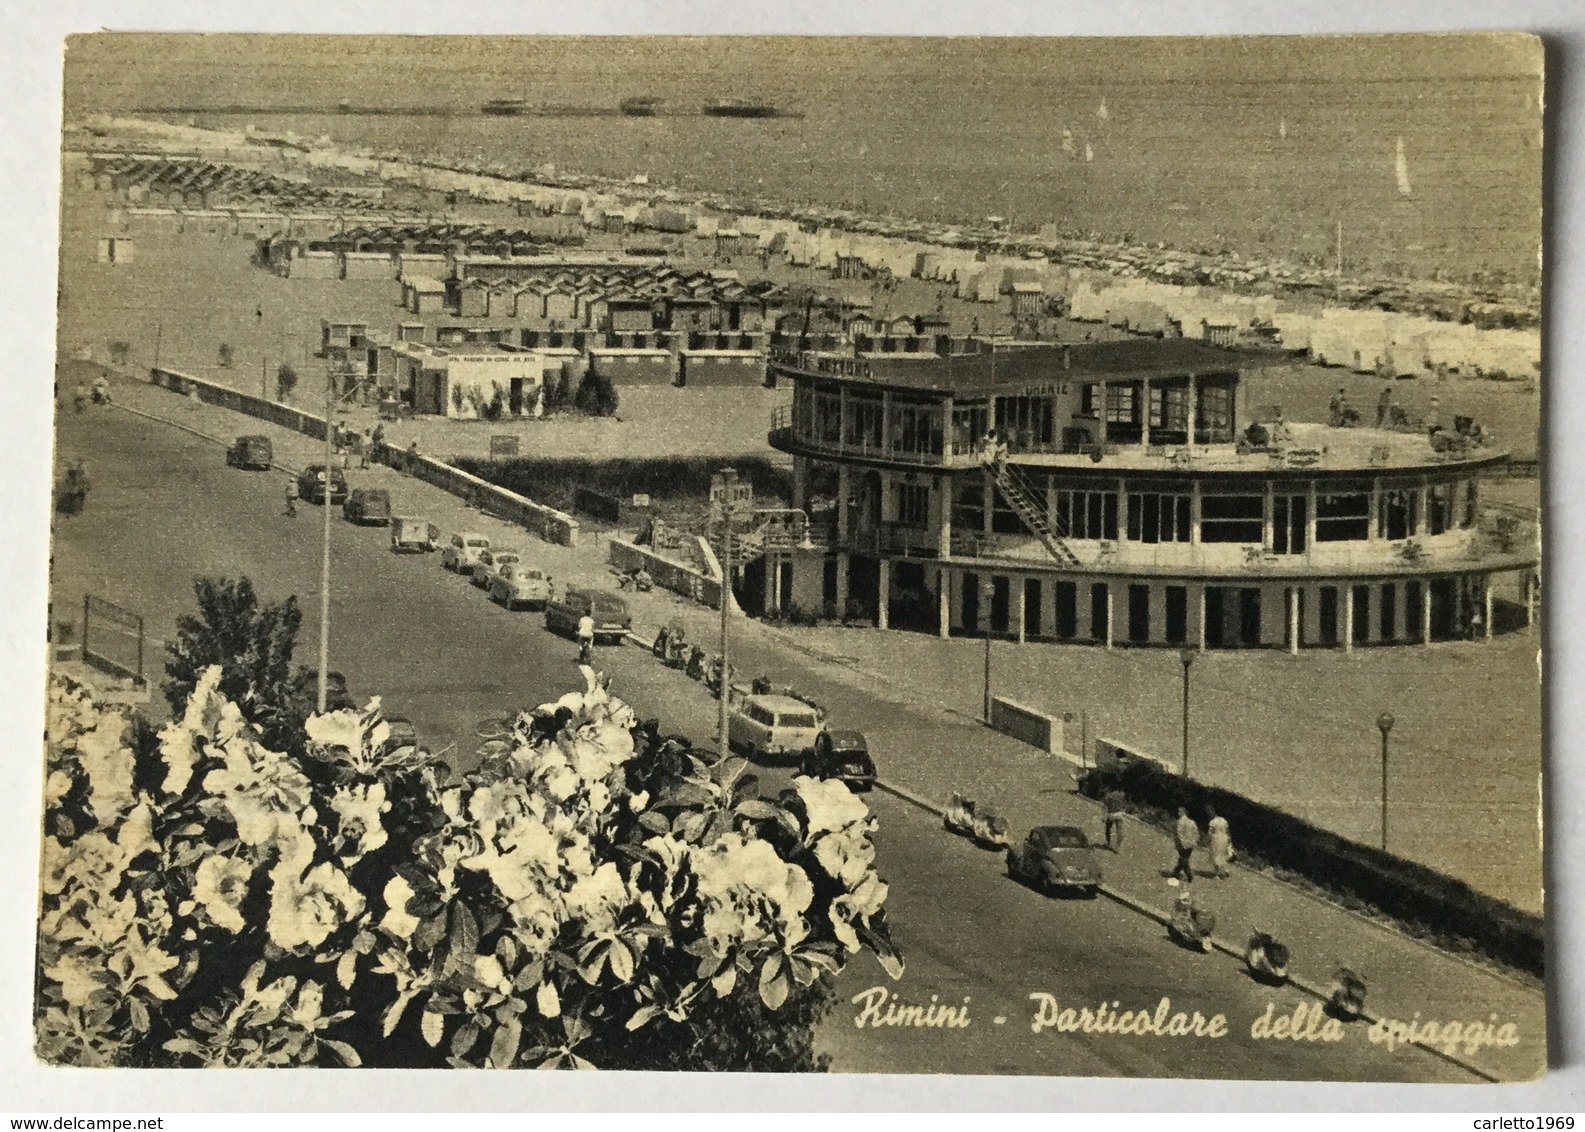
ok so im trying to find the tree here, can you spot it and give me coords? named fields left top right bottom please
left=276, top=363, right=298, bottom=401
left=546, top=369, right=572, bottom=413
left=108, top=341, right=131, bottom=367
left=163, top=577, right=303, bottom=747
left=574, top=368, right=619, bottom=417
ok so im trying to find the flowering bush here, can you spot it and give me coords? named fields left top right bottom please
left=36, top=666, right=900, bottom=1070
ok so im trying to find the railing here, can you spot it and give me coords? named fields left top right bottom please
left=766, top=403, right=948, bottom=466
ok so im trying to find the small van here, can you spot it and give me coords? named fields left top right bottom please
left=728, top=694, right=824, bottom=761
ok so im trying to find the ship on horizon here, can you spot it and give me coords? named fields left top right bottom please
left=620, top=96, right=662, bottom=116
left=481, top=98, right=528, bottom=117
left=702, top=98, right=783, bottom=119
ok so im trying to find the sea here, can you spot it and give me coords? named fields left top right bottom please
left=63, top=35, right=1545, bottom=287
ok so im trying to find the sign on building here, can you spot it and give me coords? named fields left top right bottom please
left=631, top=493, right=652, bottom=509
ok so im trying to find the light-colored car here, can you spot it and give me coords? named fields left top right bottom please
left=442, top=532, right=491, bottom=573
left=488, top=562, right=549, bottom=610
left=471, top=547, right=522, bottom=588
left=728, top=694, right=824, bottom=762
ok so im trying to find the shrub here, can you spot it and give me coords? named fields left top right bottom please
left=276, top=364, right=298, bottom=401
left=35, top=667, right=902, bottom=1068
left=218, top=344, right=233, bottom=369
left=574, top=369, right=619, bottom=417
left=108, top=341, right=132, bottom=367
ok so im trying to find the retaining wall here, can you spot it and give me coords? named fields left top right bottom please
left=148, top=366, right=579, bottom=547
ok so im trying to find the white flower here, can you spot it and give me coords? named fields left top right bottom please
left=75, top=716, right=134, bottom=816
left=795, top=775, right=871, bottom=837
left=813, top=826, right=877, bottom=889
left=193, top=854, right=252, bottom=933
left=157, top=666, right=228, bottom=795
left=267, top=858, right=365, bottom=952
left=380, top=875, right=420, bottom=939
left=331, top=782, right=389, bottom=861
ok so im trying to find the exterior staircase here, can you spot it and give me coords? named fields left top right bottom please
left=983, top=460, right=1081, bottom=567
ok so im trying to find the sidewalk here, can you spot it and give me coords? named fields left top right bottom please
left=92, top=364, right=1546, bottom=1081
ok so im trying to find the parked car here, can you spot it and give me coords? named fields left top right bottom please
left=545, top=588, right=632, bottom=645
left=1005, top=825, right=1102, bottom=897
left=342, top=487, right=392, bottom=526
left=389, top=515, right=439, bottom=553
left=728, top=694, right=824, bottom=762
left=470, top=547, right=522, bottom=589
left=489, top=562, right=549, bottom=610
left=226, top=434, right=274, bottom=470
left=297, top=464, right=349, bottom=505
left=441, top=532, right=491, bottom=573
left=801, top=729, right=875, bottom=791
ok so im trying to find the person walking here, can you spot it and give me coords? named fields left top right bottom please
left=357, top=429, right=371, bottom=469
left=405, top=438, right=419, bottom=472
left=283, top=475, right=298, bottom=517
left=576, top=611, right=596, bottom=665
left=1103, top=788, right=1129, bottom=853
left=1206, top=806, right=1234, bottom=878
left=1376, top=386, right=1393, bottom=429
left=1170, top=806, right=1199, bottom=885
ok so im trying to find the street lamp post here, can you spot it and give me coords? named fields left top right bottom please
left=1179, top=648, right=1195, bottom=778
left=1377, top=712, right=1395, bottom=851
left=316, top=365, right=334, bottom=712
left=714, top=467, right=740, bottom=756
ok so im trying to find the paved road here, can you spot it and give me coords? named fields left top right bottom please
left=48, top=400, right=1476, bottom=1081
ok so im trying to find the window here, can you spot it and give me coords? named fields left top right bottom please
left=1379, top=486, right=1419, bottom=540
left=814, top=386, right=842, bottom=444
left=889, top=399, right=943, bottom=457
left=1165, top=586, right=1188, bottom=644
left=896, top=482, right=930, bottom=528
left=953, top=479, right=985, bottom=533
left=1055, top=489, right=1118, bottom=540
left=1427, top=483, right=1453, bottom=535
left=952, top=403, right=989, bottom=455
left=845, top=394, right=883, bottom=449
left=1199, top=494, right=1264, bottom=543
left=1197, top=382, right=1235, bottom=442
left=1126, top=492, right=1191, bottom=543
left=1315, top=492, right=1370, bottom=542
left=1149, top=385, right=1189, bottom=434
left=1105, top=384, right=1138, bottom=425
left=1462, top=480, right=1478, bottom=528
left=995, top=396, right=1055, bottom=448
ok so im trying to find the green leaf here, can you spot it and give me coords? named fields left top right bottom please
left=382, top=990, right=415, bottom=1038
left=448, top=901, right=480, bottom=964
left=450, top=1019, right=482, bottom=1060
left=536, top=980, right=560, bottom=1018
left=126, top=997, right=150, bottom=1033
left=321, top=1039, right=362, bottom=1068
left=607, top=941, right=634, bottom=984
left=625, top=1004, right=661, bottom=1032
left=637, top=810, right=671, bottom=835
left=710, top=967, right=737, bottom=997
left=734, top=799, right=780, bottom=821
left=421, top=1009, right=445, bottom=1048
left=335, top=949, right=357, bottom=991
left=489, top=1017, right=522, bottom=1069
left=413, top=911, right=447, bottom=953
left=758, top=965, right=790, bottom=1010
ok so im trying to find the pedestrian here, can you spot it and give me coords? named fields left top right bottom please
left=576, top=611, right=596, bottom=665
left=1376, top=386, right=1393, bottom=429
left=1206, top=806, right=1233, bottom=878
left=1170, top=806, right=1199, bottom=885
left=1427, top=395, right=1442, bottom=434
left=359, top=428, right=372, bottom=469
left=1103, top=788, right=1128, bottom=853
left=283, top=476, right=297, bottom=517
left=406, top=438, right=419, bottom=472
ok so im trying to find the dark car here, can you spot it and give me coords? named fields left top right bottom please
left=343, top=487, right=392, bottom=525
left=226, top=434, right=274, bottom=470
left=297, top=464, right=349, bottom=505
left=545, top=588, right=631, bottom=645
left=1006, top=825, right=1102, bottom=897
left=801, top=729, right=875, bottom=791
left=380, top=715, right=420, bottom=756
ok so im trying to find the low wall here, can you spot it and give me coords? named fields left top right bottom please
left=1076, top=742, right=1544, bottom=976
left=989, top=695, right=1068, bottom=756
left=608, top=538, right=725, bottom=611
left=148, top=366, right=579, bottom=547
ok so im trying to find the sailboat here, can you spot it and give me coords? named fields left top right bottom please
left=1061, top=128, right=1077, bottom=157
left=1096, top=97, right=1109, bottom=122
left=1279, top=117, right=1288, bottom=140
left=1395, top=136, right=1413, bottom=197
left=1084, top=140, right=1094, bottom=163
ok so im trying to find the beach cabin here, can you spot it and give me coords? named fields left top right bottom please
left=676, top=349, right=766, bottom=388
left=715, top=229, right=743, bottom=258
left=589, top=346, right=674, bottom=387
left=1010, top=281, right=1045, bottom=317
left=485, top=279, right=520, bottom=319
left=404, top=276, right=448, bottom=315
left=1201, top=319, right=1238, bottom=347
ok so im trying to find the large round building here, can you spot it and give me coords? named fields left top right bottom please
left=759, top=337, right=1534, bottom=649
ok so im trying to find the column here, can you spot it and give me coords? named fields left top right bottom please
left=1015, top=578, right=1027, bottom=644
left=1097, top=379, right=1108, bottom=446
left=1195, top=585, right=1208, bottom=652
left=1117, top=478, right=1129, bottom=542
left=1187, top=374, right=1199, bottom=447
left=982, top=474, right=994, bottom=535
left=941, top=396, right=955, bottom=460
left=768, top=559, right=783, bottom=616
left=1104, top=584, right=1115, bottom=650
left=880, top=390, right=892, bottom=454
left=1367, top=476, right=1380, bottom=541
left=1343, top=585, right=1355, bottom=653
left=1190, top=480, right=1202, bottom=545
left=1262, top=479, right=1274, bottom=550
left=1415, top=482, right=1429, bottom=536
left=1392, top=581, right=1407, bottom=642
left=836, top=464, right=851, bottom=543
left=1287, top=586, right=1300, bottom=655
left=937, top=567, right=951, bottom=640
left=877, top=560, right=890, bottom=630
left=1484, top=576, right=1494, bottom=641
left=937, top=476, right=953, bottom=556
left=1422, top=582, right=1433, bottom=646
left=1046, top=480, right=1058, bottom=534
left=1454, top=579, right=1465, bottom=638
left=836, top=552, right=850, bottom=615
left=1305, top=478, right=1318, bottom=556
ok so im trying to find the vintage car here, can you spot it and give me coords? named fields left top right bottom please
left=342, top=487, right=392, bottom=525
left=1006, top=825, right=1103, bottom=897
left=390, top=516, right=439, bottom=553
left=544, top=588, right=632, bottom=645
left=488, top=563, right=550, bottom=611
left=470, top=547, right=522, bottom=589
left=296, top=463, right=349, bottom=505
left=441, top=532, right=491, bottom=573
left=226, top=434, right=274, bottom=470
left=728, top=694, right=824, bottom=762
left=800, top=729, right=876, bottom=791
